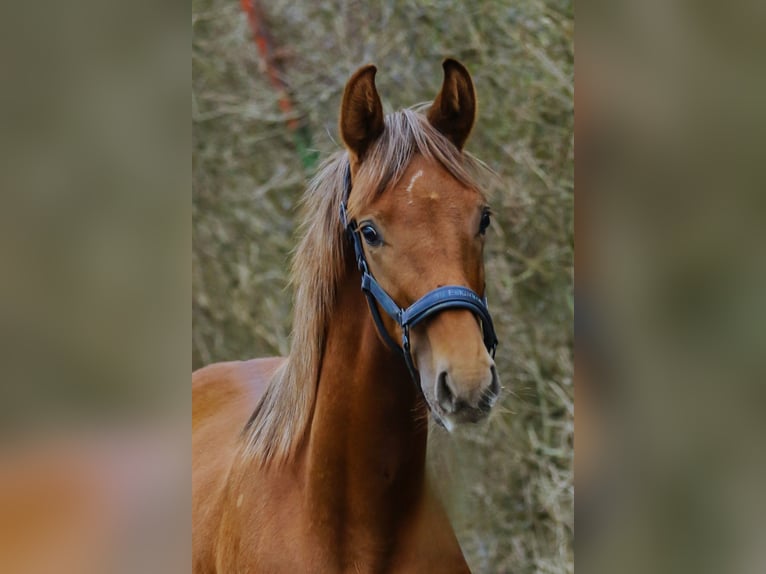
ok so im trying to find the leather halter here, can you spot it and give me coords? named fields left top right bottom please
left=339, top=164, right=498, bottom=385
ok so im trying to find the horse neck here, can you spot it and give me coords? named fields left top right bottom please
left=302, top=255, right=429, bottom=545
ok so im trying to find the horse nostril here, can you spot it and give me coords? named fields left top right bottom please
left=436, top=371, right=456, bottom=413
left=489, top=365, right=499, bottom=397
left=479, top=366, right=500, bottom=412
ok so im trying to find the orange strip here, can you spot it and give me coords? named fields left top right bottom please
left=240, top=0, right=300, bottom=131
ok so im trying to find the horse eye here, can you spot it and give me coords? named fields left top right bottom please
left=479, top=210, right=491, bottom=235
left=360, top=224, right=382, bottom=246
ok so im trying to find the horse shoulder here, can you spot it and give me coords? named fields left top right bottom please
left=192, top=356, right=285, bottom=573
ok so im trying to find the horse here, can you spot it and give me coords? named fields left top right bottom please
left=193, top=59, right=501, bottom=573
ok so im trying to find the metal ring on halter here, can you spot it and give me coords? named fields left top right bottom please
left=340, top=162, right=499, bottom=386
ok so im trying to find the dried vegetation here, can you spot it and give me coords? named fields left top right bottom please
left=193, top=1, right=572, bottom=571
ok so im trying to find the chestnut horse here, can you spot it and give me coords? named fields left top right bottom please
left=193, top=59, right=500, bottom=573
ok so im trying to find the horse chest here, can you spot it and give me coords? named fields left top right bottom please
left=219, top=476, right=470, bottom=574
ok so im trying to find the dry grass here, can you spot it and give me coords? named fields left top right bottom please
left=192, top=1, right=572, bottom=571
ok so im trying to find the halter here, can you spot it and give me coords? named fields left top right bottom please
left=339, top=164, right=498, bottom=385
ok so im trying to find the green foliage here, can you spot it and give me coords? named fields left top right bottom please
left=193, top=0, right=572, bottom=571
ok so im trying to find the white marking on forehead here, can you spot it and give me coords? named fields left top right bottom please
left=405, top=169, right=423, bottom=194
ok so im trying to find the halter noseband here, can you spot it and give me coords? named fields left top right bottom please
left=339, top=164, right=499, bottom=385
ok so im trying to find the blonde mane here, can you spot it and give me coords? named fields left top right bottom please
left=243, top=109, right=486, bottom=466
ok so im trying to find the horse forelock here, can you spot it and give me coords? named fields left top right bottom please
left=242, top=108, right=489, bottom=466
left=347, top=109, right=486, bottom=216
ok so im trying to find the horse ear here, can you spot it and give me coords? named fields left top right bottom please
left=339, top=65, right=385, bottom=162
left=427, top=59, right=476, bottom=150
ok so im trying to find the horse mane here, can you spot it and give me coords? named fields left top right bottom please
left=242, top=108, right=486, bottom=466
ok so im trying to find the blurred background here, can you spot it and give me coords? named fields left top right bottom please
left=0, top=1, right=188, bottom=572
left=193, top=0, right=573, bottom=572
left=577, top=1, right=766, bottom=573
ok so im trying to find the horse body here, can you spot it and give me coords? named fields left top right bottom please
left=193, top=260, right=470, bottom=573
left=193, top=59, right=499, bottom=573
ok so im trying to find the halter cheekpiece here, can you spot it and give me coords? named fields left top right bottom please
left=339, top=163, right=498, bottom=385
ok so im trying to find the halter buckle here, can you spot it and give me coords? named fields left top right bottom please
left=339, top=201, right=349, bottom=229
